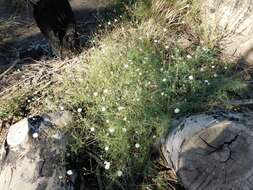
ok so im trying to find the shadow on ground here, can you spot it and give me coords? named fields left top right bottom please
left=0, top=0, right=130, bottom=72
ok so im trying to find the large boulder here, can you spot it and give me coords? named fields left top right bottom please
left=31, top=0, right=80, bottom=57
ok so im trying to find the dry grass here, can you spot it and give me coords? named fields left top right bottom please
left=0, top=52, right=88, bottom=120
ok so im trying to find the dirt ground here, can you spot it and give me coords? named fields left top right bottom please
left=0, top=0, right=106, bottom=64
left=0, top=0, right=110, bottom=97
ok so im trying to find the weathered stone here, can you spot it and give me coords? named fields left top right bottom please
left=0, top=112, right=74, bottom=190
left=162, top=111, right=253, bottom=190
left=6, top=118, right=30, bottom=148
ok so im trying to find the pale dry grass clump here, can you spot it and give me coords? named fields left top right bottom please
left=0, top=52, right=87, bottom=119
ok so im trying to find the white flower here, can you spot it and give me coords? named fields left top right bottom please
left=58, top=175, right=63, bottom=179
left=52, top=132, right=63, bottom=140
left=122, top=128, right=127, bottom=133
left=154, top=39, right=158, bottom=43
left=136, top=98, right=140, bottom=102
left=135, top=143, right=140, bottom=149
left=213, top=73, right=218, bottom=78
left=99, top=24, right=102, bottom=27
left=165, top=45, right=169, bottom=49
left=163, top=28, right=167, bottom=32
left=93, top=92, right=98, bottom=97
left=106, top=120, right=110, bottom=123
left=139, top=72, right=142, bottom=76
left=162, top=78, right=167, bottom=82
left=124, top=64, right=129, bottom=69
left=104, top=161, right=111, bottom=170
left=160, top=68, right=164, bottom=71
left=200, top=67, right=205, bottom=72
left=211, top=65, right=215, bottom=69
left=101, top=107, right=106, bottom=112
left=188, top=75, right=194, bottom=80
left=202, top=47, right=208, bottom=51
left=67, top=170, right=73, bottom=176
left=118, top=106, right=124, bottom=111
left=90, top=127, right=95, bottom=132
left=224, top=66, right=228, bottom=70
left=174, top=108, right=180, bottom=114
left=161, top=92, right=165, bottom=96
left=152, top=135, right=156, bottom=139
left=60, top=106, right=64, bottom=111
left=186, top=54, right=192, bottom=59
left=117, top=170, right=123, bottom=177
left=204, top=80, right=210, bottom=85
left=103, top=89, right=108, bottom=94
left=77, top=108, right=82, bottom=113
left=114, top=19, right=118, bottom=22
left=32, top=132, right=39, bottom=139
left=108, top=21, right=111, bottom=25
left=123, top=117, right=127, bottom=121
left=105, top=146, right=109, bottom=151
left=109, top=128, right=115, bottom=133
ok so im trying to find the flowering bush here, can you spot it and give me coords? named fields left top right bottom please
left=56, top=18, right=246, bottom=187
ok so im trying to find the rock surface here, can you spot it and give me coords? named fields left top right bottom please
left=200, top=0, right=253, bottom=63
left=0, top=112, right=73, bottom=190
left=162, top=111, right=253, bottom=190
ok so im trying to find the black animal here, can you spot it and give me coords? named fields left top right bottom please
left=29, top=0, right=80, bottom=57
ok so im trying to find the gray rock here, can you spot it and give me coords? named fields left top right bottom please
left=0, top=112, right=74, bottom=190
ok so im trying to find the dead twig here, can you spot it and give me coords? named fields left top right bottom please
left=226, top=99, right=253, bottom=106
left=0, top=59, right=20, bottom=79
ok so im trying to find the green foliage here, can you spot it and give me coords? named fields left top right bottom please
left=133, top=0, right=153, bottom=19
left=52, top=19, right=247, bottom=187
left=0, top=91, right=33, bottom=120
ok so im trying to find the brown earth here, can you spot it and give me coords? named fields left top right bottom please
left=0, top=0, right=112, bottom=98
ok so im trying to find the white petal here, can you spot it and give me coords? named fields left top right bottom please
left=67, top=170, right=73, bottom=176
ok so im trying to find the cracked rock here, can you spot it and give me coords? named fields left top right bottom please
left=161, top=111, right=253, bottom=190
